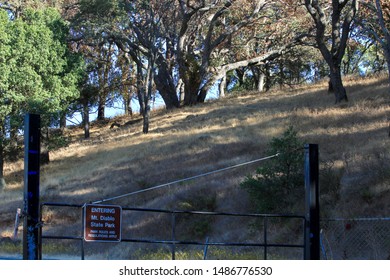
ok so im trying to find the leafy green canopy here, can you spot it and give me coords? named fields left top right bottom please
left=241, top=127, right=304, bottom=213
left=0, top=8, right=84, bottom=124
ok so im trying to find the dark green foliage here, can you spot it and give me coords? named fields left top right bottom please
left=241, top=127, right=304, bottom=213
left=0, top=8, right=83, bottom=119
left=0, top=7, right=84, bottom=178
left=47, top=131, right=70, bottom=152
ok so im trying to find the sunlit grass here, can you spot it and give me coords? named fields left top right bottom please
left=1, top=74, right=389, bottom=259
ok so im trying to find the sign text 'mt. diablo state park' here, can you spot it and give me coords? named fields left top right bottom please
left=83, top=204, right=122, bottom=242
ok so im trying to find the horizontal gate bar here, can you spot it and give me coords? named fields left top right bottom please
left=42, top=235, right=83, bottom=241
left=40, top=203, right=305, bottom=219
left=120, top=238, right=305, bottom=248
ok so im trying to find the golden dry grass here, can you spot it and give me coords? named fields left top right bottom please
left=1, top=75, right=389, bottom=258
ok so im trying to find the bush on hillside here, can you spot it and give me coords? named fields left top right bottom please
left=241, top=127, right=304, bottom=213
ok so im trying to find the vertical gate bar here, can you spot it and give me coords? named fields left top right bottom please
left=304, top=144, right=320, bottom=260
left=302, top=217, right=307, bottom=260
left=171, top=212, right=176, bottom=260
left=264, top=216, right=268, bottom=260
left=203, top=237, right=209, bottom=260
left=81, top=206, right=85, bottom=260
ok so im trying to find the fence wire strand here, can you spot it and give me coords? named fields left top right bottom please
left=92, top=153, right=280, bottom=204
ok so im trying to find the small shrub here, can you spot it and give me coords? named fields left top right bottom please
left=360, top=187, right=374, bottom=204
left=241, top=127, right=304, bottom=213
left=47, top=132, right=71, bottom=151
left=176, top=191, right=217, bottom=240
left=177, top=191, right=217, bottom=212
left=0, top=238, right=22, bottom=254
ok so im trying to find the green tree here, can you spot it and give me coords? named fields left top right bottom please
left=241, top=127, right=304, bottom=213
left=0, top=11, right=11, bottom=190
left=0, top=8, right=83, bottom=189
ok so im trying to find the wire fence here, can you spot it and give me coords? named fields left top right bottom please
left=320, top=218, right=390, bottom=260
left=91, top=153, right=280, bottom=204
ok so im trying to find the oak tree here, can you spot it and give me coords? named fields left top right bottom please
left=305, top=0, right=359, bottom=103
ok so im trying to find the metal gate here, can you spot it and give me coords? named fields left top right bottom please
left=22, top=117, right=320, bottom=261
left=39, top=203, right=307, bottom=260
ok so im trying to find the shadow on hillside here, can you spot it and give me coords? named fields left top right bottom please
left=37, top=76, right=389, bottom=204
left=39, top=138, right=263, bottom=205
left=2, top=77, right=389, bottom=218
left=1, top=78, right=389, bottom=262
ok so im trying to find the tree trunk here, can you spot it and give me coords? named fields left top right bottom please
left=59, top=113, right=67, bottom=131
left=0, top=142, right=3, bottom=181
left=251, top=66, right=265, bottom=92
left=236, top=68, right=246, bottom=88
left=183, top=81, right=201, bottom=105
left=124, top=96, right=133, bottom=117
left=177, top=79, right=185, bottom=105
left=143, top=105, right=150, bottom=134
left=40, top=127, right=50, bottom=165
left=136, top=61, right=145, bottom=116
left=279, top=60, right=285, bottom=89
left=154, top=71, right=179, bottom=109
left=97, top=96, right=105, bottom=121
left=182, top=64, right=202, bottom=106
left=384, top=47, right=390, bottom=90
left=317, top=42, right=348, bottom=102
left=329, top=64, right=348, bottom=103
left=219, top=75, right=226, bottom=98
left=82, top=100, right=90, bottom=139
left=305, top=0, right=356, bottom=103
left=142, top=55, right=155, bottom=134
left=198, top=85, right=209, bottom=103
left=154, top=55, right=180, bottom=109
left=0, top=125, right=5, bottom=191
left=258, top=73, right=265, bottom=92
left=155, top=85, right=179, bottom=109
left=265, top=63, right=272, bottom=92
left=8, top=121, right=19, bottom=161
left=179, top=52, right=202, bottom=106
left=328, top=78, right=334, bottom=93
left=387, top=59, right=390, bottom=90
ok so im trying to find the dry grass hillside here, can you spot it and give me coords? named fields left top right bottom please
left=1, top=75, right=389, bottom=259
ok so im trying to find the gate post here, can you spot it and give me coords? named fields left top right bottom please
left=23, top=114, right=41, bottom=260
left=304, top=144, right=320, bottom=260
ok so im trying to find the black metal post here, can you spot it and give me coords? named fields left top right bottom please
left=263, top=216, right=268, bottom=260
left=304, top=144, right=320, bottom=260
left=171, top=212, right=176, bottom=260
left=23, top=114, right=41, bottom=260
left=39, top=204, right=43, bottom=260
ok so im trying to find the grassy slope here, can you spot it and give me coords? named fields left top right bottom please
left=1, top=76, right=389, bottom=257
